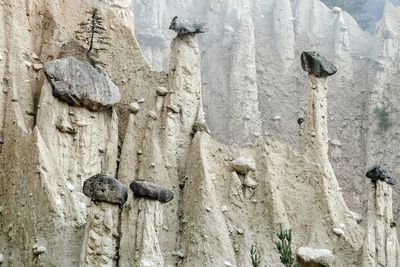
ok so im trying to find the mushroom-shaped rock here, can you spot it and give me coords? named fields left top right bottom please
left=83, top=174, right=128, bottom=205
left=169, top=16, right=205, bottom=34
left=156, top=86, right=168, bottom=96
left=44, top=57, right=121, bottom=111
left=231, top=157, right=256, bottom=174
left=301, top=52, right=337, bottom=78
left=296, top=247, right=334, bottom=267
left=192, top=119, right=210, bottom=134
left=130, top=181, right=174, bottom=203
left=366, top=165, right=396, bottom=185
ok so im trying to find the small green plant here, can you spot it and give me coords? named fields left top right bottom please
left=274, top=224, right=299, bottom=267
left=75, top=7, right=110, bottom=67
left=250, top=245, right=262, bottom=267
left=374, top=107, right=392, bottom=131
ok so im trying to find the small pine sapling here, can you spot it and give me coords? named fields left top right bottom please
left=274, top=224, right=299, bottom=267
left=75, top=7, right=111, bottom=67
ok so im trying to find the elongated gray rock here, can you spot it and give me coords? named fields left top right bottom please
left=297, top=247, right=334, bottom=267
left=44, top=57, right=121, bottom=111
left=169, top=16, right=205, bottom=34
left=83, top=174, right=128, bottom=205
left=130, top=181, right=174, bottom=203
left=366, top=165, right=396, bottom=185
left=301, top=52, right=337, bottom=78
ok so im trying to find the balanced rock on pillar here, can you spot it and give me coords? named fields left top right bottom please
left=83, top=174, right=128, bottom=205
left=301, top=52, right=337, bottom=78
left=366, top=165, right=396, bottom=185
left=130, top=181, right=174, bottom=203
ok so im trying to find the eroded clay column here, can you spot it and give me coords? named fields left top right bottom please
left=299, top=51, right=337, bottom=159
left=362, top=166, right=400, bottom=267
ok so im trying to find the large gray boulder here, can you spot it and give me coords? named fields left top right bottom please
left=366, top=165, right=396, bottom=185
left=297, top=247, right=334, bottom=267
left=83, top=174, right=128, bottom=205
left=169, top=16, right=205, bottom=34
left=130, top=181, right=174, bottom=203
left=301, top=52, right=337, bottom=78
left=44, top=57, right=121, bottom=111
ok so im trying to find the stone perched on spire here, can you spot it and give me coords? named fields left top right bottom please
left=301, top=52, right=337, bottom=77
left=130, top=181, right=174, bottom=203
left=83, top=174, right=128, bottom=205
left=169, top=16, right=205, bottom=34
left=366, top=165, right=396, bottom=185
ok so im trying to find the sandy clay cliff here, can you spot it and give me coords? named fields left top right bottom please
left=133, top=0, right=400, bottom=220
left=0, top=0, right=400, bottom=266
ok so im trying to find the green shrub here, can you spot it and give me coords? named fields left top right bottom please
left=274, top=224, right=299, bottom=267
left=374, top=107, right=392, bottom=131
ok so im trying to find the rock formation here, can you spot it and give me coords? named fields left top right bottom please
left=362, top=167, right=400, bottom=266
left=1, top=0, right=400, bottom=266
left=131, top=0, right=400, bottom=219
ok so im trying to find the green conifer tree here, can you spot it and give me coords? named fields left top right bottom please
left=75, top=7, right=111, bottom=67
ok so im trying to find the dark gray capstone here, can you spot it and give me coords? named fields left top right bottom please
left=169, top=16, right=205, bottom=34
left=301, top=51, right=337, bottom=78
left=44, top=57, right=121, bottom=111
left=366, top=165, right=396, bottom=185
left=83, top=174, right=128, bottom=205
left=130, top=181, right=174, bottom=203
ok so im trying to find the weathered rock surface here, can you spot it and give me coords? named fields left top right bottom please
left=130, top=181, right=174, bottom=203
left=192, top=119, right=210, bottom=134
left=156, top=86, right=168, bottom=96
left=301, top=52, right=337, bottom=78
left=83, top=174, right=128, bottom=205
left=297, top=247, right=334, bottom=267
left=231, top=157, right=256, bottom=174
left=44, top=57, right=121, bottom=111
left=128, top=101, right=140, bottom=114
left=169, top=16, right=205, bottom=34
left=366, top=165, right=396, bottom=185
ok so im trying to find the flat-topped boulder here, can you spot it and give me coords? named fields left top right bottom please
left=301, top=52, right=337, bottom=78
left=169, top=16, right=205, bottom=34
left=130, top=181, right=174, bottom=203
left=83, top=174, right=128, bottom=205
left=297, top=247, right=334, bottom=267
left=44, top=57, right=121, bottom=111
left=366, top=165, right=396, bottom=185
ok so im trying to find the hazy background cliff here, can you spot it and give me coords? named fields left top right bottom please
left=132, top=0, right=400, bottom=218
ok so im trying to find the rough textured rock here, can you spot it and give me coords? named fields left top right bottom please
left=80, top=202, right=120, bottom=266
left=131, top=0, right=400, bottom=218
left=44, top=57, right=121, bottom=111
left=297, top=247, right=334, bottom=267
left=128, top=101, right=140, bottom=114
left=231, top=157, right=256, bottom=174
left=156, top=86, right=168, bottom=96
left=301, top=52, right=337, bottom=78
left=83, top=174, right=128, bottom=205
left=169, top=16, right=205, bottom=34
left=362, top=180, right=400, bottom=266
left=192, top=119, right=210, bottom=134
left=366, top=165, right=396, bottom=185
left=130, top=181, right=174, bottom=203
left=2, top=1, right=400, bottom=266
